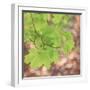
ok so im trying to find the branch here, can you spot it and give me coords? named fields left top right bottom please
left=30, top=13, right=40, bottom=36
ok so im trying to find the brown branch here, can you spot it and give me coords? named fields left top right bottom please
left=30, top=13, right=40, bottom=36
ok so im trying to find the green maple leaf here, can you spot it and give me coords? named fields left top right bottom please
left=24, top=48, right=59, bottom=68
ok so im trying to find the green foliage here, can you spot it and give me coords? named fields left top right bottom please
left=25, top=47, right=59, bottom=68
left=62, top=32, right=75, bottom=54
left=23, top=12, right=74, bottom=69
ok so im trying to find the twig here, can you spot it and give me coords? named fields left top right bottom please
left=30, top=13, right=40, bottom=36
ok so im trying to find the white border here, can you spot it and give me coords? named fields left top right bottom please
left=11, top=4, right=87, bottom=87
